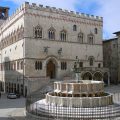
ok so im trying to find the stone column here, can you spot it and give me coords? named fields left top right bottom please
left=66, top=84, right=68, bottom=97
left=72, top=84, right=74, bottom=97
left=108, top=74, right=110, bottom=86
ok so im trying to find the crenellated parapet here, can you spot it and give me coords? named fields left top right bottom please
left=1, top=1, right=102, bottom=28
left=24, top=2, right=103, bottom=21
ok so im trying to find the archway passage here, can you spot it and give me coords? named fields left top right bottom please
left=82, top=72, right=92, bottom=80
left=103, top=72, right=109, bottom=84
left=47, top=60, right=56, bottom=79
left=93, top=72, right=103, bottom=81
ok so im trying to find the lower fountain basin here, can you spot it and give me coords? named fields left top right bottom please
left=46, top=93, right=113, bottom=108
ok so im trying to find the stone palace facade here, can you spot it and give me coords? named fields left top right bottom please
left=0, top=2, right=109, bottom=96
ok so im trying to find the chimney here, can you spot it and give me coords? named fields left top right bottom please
left=0, top=6, right=9, bottom=20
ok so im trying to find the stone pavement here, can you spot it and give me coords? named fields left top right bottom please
left=10, top=108, right=26, bottom=120
left=105, top=84, right=120, bottom=93
left=0, top=93, right=25, bottom=120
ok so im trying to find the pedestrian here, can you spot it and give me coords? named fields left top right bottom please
left=0, top=92, right=1, bottom=98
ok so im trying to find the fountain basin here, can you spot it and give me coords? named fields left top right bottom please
left=46, top=93, right=113, bottom=108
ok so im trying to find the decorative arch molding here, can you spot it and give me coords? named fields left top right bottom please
left=48, top=26, right=56, bottom=40
left=48, top=26, right=56, bottom=31
left=88, top=56, right=95, bottom=60
left=1, top=25, right=24, bottom=49
left=81, top=71, right=93, bottom=80
left=34, top=24, right=43, bottom=38
left=60, top=29, right=67, bottom=41
left=44, top=56, right=60, bottom=79
left=78, top=32, right=84, bottom=43
left=93, top=71, right=103, bottom=76
left=93, top=71, right=103, bottom=81
left=87, top=32, right=95, bottom=44
left=44, top=55, right=60, bottom=67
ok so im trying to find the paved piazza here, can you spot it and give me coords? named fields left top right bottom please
left=0, top=84, right=120, bottom=120
left=0, top=93, right=25, bottom=120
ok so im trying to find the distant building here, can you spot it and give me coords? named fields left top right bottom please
left=0, top=2, right=109, bottom=96
left=103, top=32, right=120, bottom=84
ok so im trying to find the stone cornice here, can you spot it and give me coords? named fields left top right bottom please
left=24, top=37, right=103, bottom=46
left=25, top=12, right=102, bottom=27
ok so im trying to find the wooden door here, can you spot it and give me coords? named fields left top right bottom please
left=47, top=61, right=56, bottom=79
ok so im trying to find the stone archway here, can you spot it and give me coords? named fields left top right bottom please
left=103, top=72, right=109, bottom=84
left=82, top=72, right=92, bottom=80
left=46, top=60, right=56, bottom=79
left=93, top=72, right=103, bottom=81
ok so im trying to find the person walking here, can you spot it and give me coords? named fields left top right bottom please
left=0, top=92, right=1, bottom=98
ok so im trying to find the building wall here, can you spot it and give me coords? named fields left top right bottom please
left=0, top=2, right=107, bottom=95
left=103, top=38, right=119, bottom=84
left=24, top=2, right=103, bottom=79
left=0, top=5, right=25, bottom=92
left=117, top=34, right=120, bottom=83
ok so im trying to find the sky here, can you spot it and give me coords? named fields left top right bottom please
left=0, top=0, right=120, bottom=39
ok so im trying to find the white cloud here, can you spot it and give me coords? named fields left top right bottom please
left=6, top=0, right=120, bottom=39
left=7, top=0, right=77, bottom=11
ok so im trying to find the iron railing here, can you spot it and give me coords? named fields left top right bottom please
left=26, top=91, right=120, bottom=120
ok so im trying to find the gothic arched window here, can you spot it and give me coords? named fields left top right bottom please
left=78, top=32, right=84, bottom=43
left=61, top=62, right=67, bottom=70
left=34, top=25, right=42, bottom=38
left=35, top=61, right=42, bottom=70
left=48, top=27, right=55, bottom=40
left=95, top=28, right=98, bottom=34
left=89, top=57, right=94, bottom=66
left=88, top=33, right=94, bottom=45
left=60, top=30, right=67, bottom=41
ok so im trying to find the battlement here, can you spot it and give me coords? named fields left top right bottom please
left=1, top=2, right=103, bottom=29
left=25, top=2, right=103, bottom=21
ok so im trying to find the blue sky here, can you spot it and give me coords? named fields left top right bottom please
left=0, top=0, right=120, bottom=39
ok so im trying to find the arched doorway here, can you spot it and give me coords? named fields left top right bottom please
left=82, top=72, right=92, bottom=80
left=93, top=72, right=103, bottom=81
left=103, top=72, right=109, bottom=84
left=47, top=60, right=56, bottom=79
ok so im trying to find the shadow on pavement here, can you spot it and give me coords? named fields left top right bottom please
left=0, top=116, right=25, bottom=120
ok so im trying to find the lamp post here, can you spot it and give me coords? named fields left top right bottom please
left=73, top=56, right=82, bottom=82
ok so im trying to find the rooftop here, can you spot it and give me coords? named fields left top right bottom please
left=103, top=38, right=117, bottom=42
left=113, top=31, right=120, bottom=35
left=0, top=6, right=9, bottom=11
